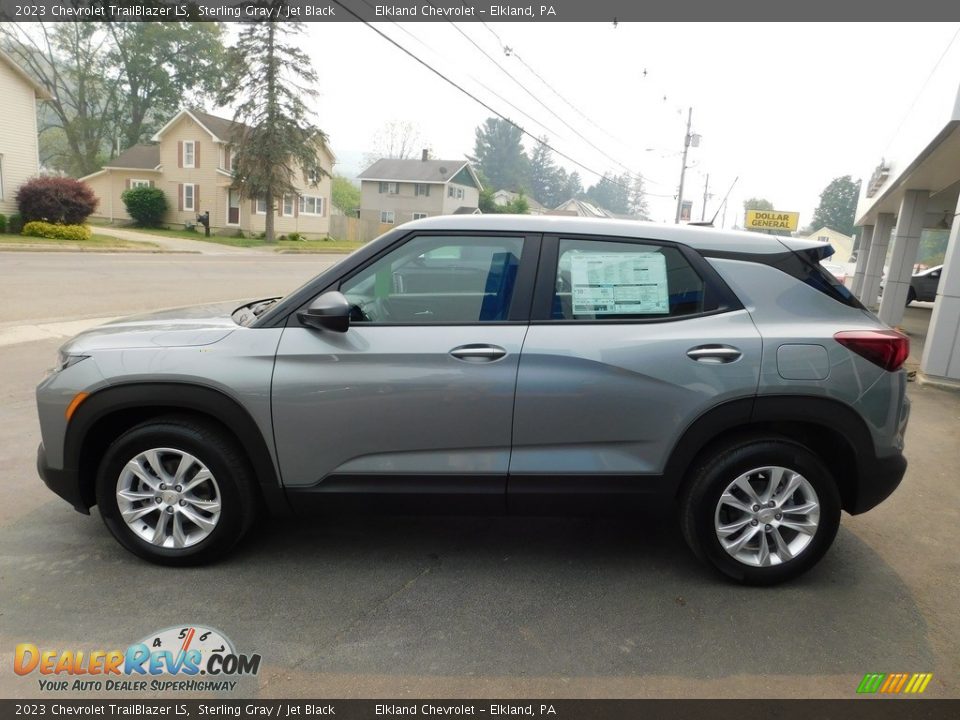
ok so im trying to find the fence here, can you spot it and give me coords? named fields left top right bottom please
left=330, top=215, right=393, bottom=244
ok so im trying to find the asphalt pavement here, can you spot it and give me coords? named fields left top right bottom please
left=0, top=254, right=957, bottom=699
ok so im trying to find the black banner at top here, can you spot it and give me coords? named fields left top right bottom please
left=1, top=0, right=959, bottom=22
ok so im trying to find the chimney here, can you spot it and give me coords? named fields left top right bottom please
left=421, top=149, right=429, bottom=162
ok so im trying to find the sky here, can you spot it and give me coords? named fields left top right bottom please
left=284, top=21, right=960, bottom=228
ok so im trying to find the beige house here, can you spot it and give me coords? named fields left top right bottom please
left=492, top=189, right=548, bottom=215
left=358, top=154, right=481, bottom=225
left=0, top=49, right=50, bottom=217
left=801, top=225, right=855, bottom=263
left=82, top=109, right=335, bottom=237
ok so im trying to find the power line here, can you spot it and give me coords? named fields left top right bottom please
left=333, top=1, right=675, bottom=199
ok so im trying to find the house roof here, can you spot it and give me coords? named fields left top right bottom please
left=104, top=144, right=161, bottom=170
left=0, top=48, right=52, bottom=100
left=359, top=158, right=479, bottom=186
left=493, top=189, right=546, bottom=212
left=453, top=206, right=481, bottom=215
left=553, top=198, right=614, bottom=218
left=150, top=108, right=336, bottom=161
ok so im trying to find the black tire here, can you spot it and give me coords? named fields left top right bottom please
left=906, top=287, right=917, bottom=306
left=679, top=436, right=841, bottom=585
left=95, top=415, right=258, bottom=566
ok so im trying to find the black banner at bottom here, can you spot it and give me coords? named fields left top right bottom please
left=2, top=699, right=958, bottom=720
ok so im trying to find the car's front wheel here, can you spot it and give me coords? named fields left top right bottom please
left=680, top=436, right=841, bottom=585
left=95, top=416, right=257, bottom=565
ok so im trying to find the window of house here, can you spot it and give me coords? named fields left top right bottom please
left=380, top=210, right=395, bottom=224
left=447, top=185, right=464, bottom=200
left=551, top=238, right=710, bottom=321
left=415, top=183, right=430, bottom=197
left=283, top=195, right=295, bottom=216
left=412, top=212, right=428, bottom=220
left=183, top=184, right=195, bottom=211
left=256, top=197, right=268, bottom=215
left=339, top=234, right=525, bottom=323
left=379, top=182, right=399, bottom=195
left=307, top=169, right=321, bottom=184
left=299, top=195, right=324, bottom=216
left=183, top=141, right=195, bottom=168
left=130, top=179, right=151, bottom=189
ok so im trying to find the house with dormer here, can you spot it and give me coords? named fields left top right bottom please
left=82, top=109, right=335, bottom=237
left=0, top=49, right=50, bottom=217
left=357, top=152, right=481, bottom=225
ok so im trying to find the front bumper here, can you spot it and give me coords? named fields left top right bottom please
left=36, top=443, right=90, bottom=515
left=847, top=452, right=907, bottom=515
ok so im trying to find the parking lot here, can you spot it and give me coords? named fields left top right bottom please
left=1, top=252, right=958, bottom=699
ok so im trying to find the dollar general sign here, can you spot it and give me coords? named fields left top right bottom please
left=745, top=210, right=800, bottom=231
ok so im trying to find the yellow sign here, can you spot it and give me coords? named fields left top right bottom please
left=745, top=210, right=800, bottom=231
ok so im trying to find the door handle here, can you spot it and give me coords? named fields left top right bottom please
left=686, top=345, right=742, bottom=364
left=449, top=344, right=507, bottom=362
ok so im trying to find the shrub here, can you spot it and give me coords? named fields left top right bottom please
left=8, top=214, right=23, bottom=234
left=120, top=186, right=168, bottom=227
left=287, top=232, right=304, bottom=242
left=16, top=176, right=99, bottom=225
left=22, top=221, right=92, bottom=242
left=0, top=213, right=6, bottom=234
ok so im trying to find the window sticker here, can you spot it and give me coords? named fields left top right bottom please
left=570, top=252, right=669, bottom=315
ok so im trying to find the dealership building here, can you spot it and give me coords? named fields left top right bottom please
left=852, top=37, right=960, bottom=388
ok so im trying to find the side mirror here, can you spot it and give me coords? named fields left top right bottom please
left=298, top=291, right=351, bottom=333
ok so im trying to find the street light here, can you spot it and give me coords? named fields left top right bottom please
left=674, top=107, right=700, bottom=224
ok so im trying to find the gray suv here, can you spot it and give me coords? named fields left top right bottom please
left=35, top=216, right=910, bottom=584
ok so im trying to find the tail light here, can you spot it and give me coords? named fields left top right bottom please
left=834, top=330, right=910, bottom=371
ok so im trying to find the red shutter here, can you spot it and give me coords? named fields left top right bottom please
left=278, top=196, right=283, bottom=217
left=195, top=142, right=200, bottom=168
left=178, top=184, right=183, bottom=211
left=194, top=185, right=199, bottom=211
left=178, top=141, right=183, bottom=168
left=224, top=147, right=231, bottom=171
left=294, top=197, right=299, bottom=218
left=323, top=197, right=327, bottom=217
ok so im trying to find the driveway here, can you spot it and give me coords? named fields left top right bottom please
left=94, top=225, right=271, bottom=255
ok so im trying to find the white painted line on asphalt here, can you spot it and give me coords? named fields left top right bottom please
left=0, top=316, right=121, bottom=348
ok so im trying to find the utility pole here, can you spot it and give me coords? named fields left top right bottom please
left=701, top=173, right=710, bottom=222
left=674, top=107, right=693, bottom=224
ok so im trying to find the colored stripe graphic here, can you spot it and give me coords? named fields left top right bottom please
left=858, top=672, right=932, bottom=694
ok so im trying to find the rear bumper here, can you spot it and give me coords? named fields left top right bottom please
left=36, top=443, right=89, bottom=514
left=848, top=452, right=907, bottom=515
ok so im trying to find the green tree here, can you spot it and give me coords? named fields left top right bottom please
left=479, top=187, right=529, bottom=214
left=810, top=175, right=861, bottom=236
left=221, top=4, right=328, bottom=243
left=585, top=173, right=630, bottom=214
left=1, top=23, right=227, bottom=176
left=331, top=175, right=360, bottom=216
left=528, top=137, right=559, bottom=207
left=560, top=170, right=584, bottom=202
left=630, top=175, right=650, bottom=219
left=471, top=118, right=529, bottom=193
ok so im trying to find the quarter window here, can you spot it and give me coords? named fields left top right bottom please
left=552, top=239, right=707, bottom=320
left=340, top=235, right=525, bottom=323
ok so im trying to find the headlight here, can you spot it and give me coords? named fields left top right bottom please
left=51, top=352, right=89, bottom=374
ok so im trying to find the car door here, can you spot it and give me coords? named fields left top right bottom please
left=917, top=268, right=941, bottom=301
left=509, top=234, right=762, bottom=508
left=271, top=231, right=538, bottom=510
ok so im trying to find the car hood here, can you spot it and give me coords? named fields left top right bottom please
left=61, top=301, right=246, bottom=353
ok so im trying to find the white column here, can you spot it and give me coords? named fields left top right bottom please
left=920, top=193, right=960, bottom=386
left=878, top=190, right=930, bottom=326
left=851, top=224, right=874, bottom=296
left=861, top=213, right=894, bottom=309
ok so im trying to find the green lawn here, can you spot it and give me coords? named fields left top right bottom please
left=0, top=233, right=159, bottom=250
left=130, top=227, right=364, bottom=253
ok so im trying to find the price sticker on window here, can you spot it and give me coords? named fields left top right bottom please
left=570, top=252, right=669, bottom=315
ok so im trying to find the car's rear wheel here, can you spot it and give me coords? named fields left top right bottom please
left=95, top=416, right=257, bottom=565
left=679, top=436, right=841, bottom=585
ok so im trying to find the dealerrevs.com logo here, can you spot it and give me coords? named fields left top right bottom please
left=14, top=625, right=261, bottom=693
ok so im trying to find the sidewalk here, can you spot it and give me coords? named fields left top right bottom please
left=94, top=226, right=271, bottom=255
